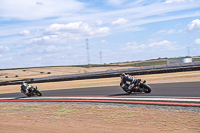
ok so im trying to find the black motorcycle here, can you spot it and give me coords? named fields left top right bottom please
left=21, top=85, right=42, bottom=97
left=120, top=80, right=151, bottom=94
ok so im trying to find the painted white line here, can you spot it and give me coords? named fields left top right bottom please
left=148, top=80, right=200, bottom=85
left=1, top=96, right=200, bottom=102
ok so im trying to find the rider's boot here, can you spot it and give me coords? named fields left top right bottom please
left=25, top=89, right=29, bottom=95
left=127, top=88, right=133, bottom=93
left=127, top=84, right=134, bottom=94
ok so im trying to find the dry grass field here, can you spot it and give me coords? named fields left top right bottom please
left=0, top=66, right=133, bottom=82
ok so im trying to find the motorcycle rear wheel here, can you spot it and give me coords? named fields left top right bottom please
left=27, top=93, right=31, bottom=97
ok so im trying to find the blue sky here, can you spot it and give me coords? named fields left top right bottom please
left=0, top=0, right=200, bottom=69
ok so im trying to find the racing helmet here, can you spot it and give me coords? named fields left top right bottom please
left=22, top=81, right=25, bottom=84
left=120, top=73, right=126, bottom=78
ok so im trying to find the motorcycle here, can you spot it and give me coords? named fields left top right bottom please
left=21, top=85, right=42, bottom=97
left=120, top=80, right=151, bottom=94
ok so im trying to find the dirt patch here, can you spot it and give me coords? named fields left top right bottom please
left=0, top=70, right=200, bottom=93
left=0, top=102, right=199, bottom=133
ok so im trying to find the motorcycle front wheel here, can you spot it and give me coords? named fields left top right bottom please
left=35, top=89, right=42, bottom=96
left=140, top=83, right=151, bottom=93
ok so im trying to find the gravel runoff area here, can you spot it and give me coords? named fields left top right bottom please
left=0, top=102, right=200, bottom=133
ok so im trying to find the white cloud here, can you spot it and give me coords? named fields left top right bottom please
left=0, top=56, right=13, bottom=62
left=167, top=29, right=176, bottom=34
left=0, top=46, right=9, bottom=52
left=18, top=43, right=73, bottom=57
left=95, top=20, right=103, bottom=26
left=156, top=30, right=166, bottom=34
left=155, top=29, right=182, bottom=35
left=165, top=0, right=194, bottom=4
left=148, top=40, right=175, bottom=48
left=124, top=40, right=177, bottom=51
left=45, top=22, right=110, bottom=36
left=111, top=18, right=128, bottom=25
left=101, top=40, right=107, bottom=43
left=186, top=19, right=200, bottom=33
left=28, top=35, right=58, bottom=45
left=19, top=30, right=30, bottom=36
left=45, top=45, right=72, bottom=52
left=107, top=0, right=128, bottom=6
left=0, top=0, right=85, bottom=20
left=28, top=22, right=110, bottom=45
left=194, top=38, right=200, bottom=45
left=126, top=41, right=138, bottom=46
left=120, top=40, right=182, bottom=61
left=165, top=0, right=186, bottom=4
left=33, top=57, right=42, bottom=61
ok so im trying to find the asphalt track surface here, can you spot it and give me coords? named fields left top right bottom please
left=0, top=81, right=200, bottom=98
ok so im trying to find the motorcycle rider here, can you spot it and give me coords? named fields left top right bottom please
left=120, top=73, right=141, bottom=93
left=21, top=81, right=32, bottom=95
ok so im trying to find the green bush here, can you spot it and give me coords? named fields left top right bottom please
left=84, top=70, right=88, bottom=73
left=47, top=72, right=51, bottom=74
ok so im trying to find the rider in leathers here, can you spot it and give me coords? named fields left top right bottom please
left=120, top=73, right=140, bottom=93
left=21, top=81, right=32, bottom=95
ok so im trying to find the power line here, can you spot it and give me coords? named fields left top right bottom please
left=86, top=38, right=90, bottom=65
left=187, top=47, right=190, bottom=56
left=99, top=51, right=102, bottom=64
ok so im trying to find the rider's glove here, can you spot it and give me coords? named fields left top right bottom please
left=135, top=79, right=141, bottom=86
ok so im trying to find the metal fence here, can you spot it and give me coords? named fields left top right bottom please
left=32, top=61, right=200, bottom=81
